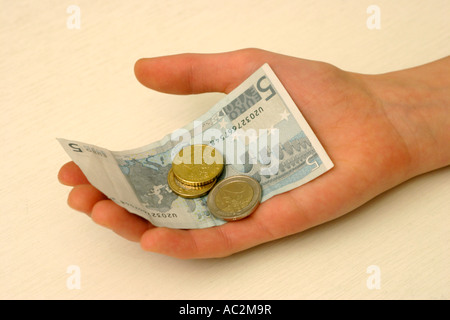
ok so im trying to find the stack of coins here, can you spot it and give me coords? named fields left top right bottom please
left=168, top=144, right=224, bottom=199
left=168, top=144, right=262, bottom=221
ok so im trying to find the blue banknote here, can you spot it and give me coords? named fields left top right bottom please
left=58, top=64, right=333, bottom=229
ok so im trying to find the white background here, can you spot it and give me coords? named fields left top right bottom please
left=1, top=0, right=449, bottom=299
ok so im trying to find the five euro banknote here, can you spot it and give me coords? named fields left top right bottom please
left=58, top=64, right=334, bottom=229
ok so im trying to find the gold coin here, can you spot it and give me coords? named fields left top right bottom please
left=172, top=144, right=224, bottom=187
left=207, top=175, right=262, bottom=221
left=167, top=168, right=216, bottom=199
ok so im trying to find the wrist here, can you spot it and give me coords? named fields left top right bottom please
left=360, top=57, right=450, bottom=179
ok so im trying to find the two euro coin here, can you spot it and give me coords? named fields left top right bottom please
left=207, top=175, right=262, bottom=221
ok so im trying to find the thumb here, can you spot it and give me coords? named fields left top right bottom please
left=133, top=48, right=271, bottom=95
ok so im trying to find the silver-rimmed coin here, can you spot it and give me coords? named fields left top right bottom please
left=207, top=175, right=262, bottom=221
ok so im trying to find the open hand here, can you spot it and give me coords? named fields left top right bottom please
left=58, top=49, right=449, bottom=258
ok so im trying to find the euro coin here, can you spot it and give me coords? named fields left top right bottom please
left=207, top=175, right=262, bottom=221
left=167, top=168, right=216, bottom=199
left=172, top=144, right=224, bottom=187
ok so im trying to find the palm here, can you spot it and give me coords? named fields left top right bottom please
left=59, top=49, right=410, bottom=258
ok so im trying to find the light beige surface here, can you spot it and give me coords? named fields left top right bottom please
left=1, top=0, right=448, bottom=299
